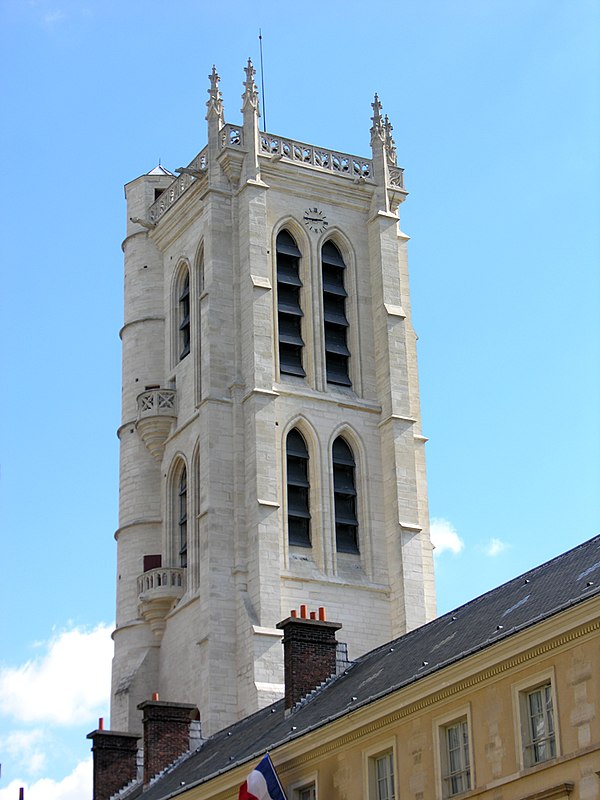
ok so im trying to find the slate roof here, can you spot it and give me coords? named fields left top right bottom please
left=135, top=535, right=600, bottom=799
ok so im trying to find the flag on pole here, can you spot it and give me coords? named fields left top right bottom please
left=238, top=753, right=287, bottom=800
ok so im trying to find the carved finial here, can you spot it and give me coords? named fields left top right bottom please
left=384, top=114, right=397, bottom=165
left=242, top=57, right=259, bottom=112
left=371, top=93, right=383, bottom=127
left=370, top=93, right=385, bottom=145
left=206, top=65, right=224, bottom=120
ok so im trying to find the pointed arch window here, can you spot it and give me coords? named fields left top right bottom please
left=332, top=437, right=358, bottom=553
left=286, top=429, right=311, bottom=547
left=276, top=231, right=305, bottom=377
left=178, top=467, right=188, bottom=568
left=178, top=269, right=190, bottom=361
left=322, top=241, right=351, bottom=386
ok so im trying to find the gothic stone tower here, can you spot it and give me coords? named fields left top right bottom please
left=111, top=61, right=436, bottom=737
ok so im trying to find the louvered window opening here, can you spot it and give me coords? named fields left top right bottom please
left=178, top=469, right=188, bottom=568
left=276, top=231, right=305, bottom=377
left=322, top=241, right=351, bottom=386
left=179, top=272, right=190, bottom=360
left=333, top=437, right=358, bottom=553
left=286, top=429, right=311, bottom=547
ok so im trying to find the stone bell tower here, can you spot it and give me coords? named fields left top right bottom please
left=111, top=61, right=435, bottom=738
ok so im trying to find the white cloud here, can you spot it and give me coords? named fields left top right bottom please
left=485, top=537, right=509, bottom=557
left=0, top=758, right=91, bottom=800
left=430, top=518, right=464, bottom=556
left=0, top=623, right=113, bottom=726
left=44, top=10, right=66, bottom=25
left=0, top=729, right=46, bottom=774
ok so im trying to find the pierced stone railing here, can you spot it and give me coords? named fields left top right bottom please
left=388, top=165, right=405, bottom=190
left=135, top=388, right=177, bottom=462
left=137, top=388, right=177, bottom=418
left=137, top=567, right=186, bottom=637
left=147, top=147, right=208, bottom=224
left=137, top=566, right=185, bottom=597
left=260, top=132, right=372, bottom=180
left=220, top=123, right=244, bottom=149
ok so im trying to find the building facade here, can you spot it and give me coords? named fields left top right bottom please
left=92, top=537, right=600, bottom=800
left=111, top=61, right=436, bottom=738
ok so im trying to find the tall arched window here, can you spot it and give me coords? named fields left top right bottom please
left=178, top=269, right=190, bottom=361
left=286, top=429, right=311, bottom=547
left=322, top=241, right=351, bottom=386
left=178, top=467, right=188, bottom=567
left=276, top=231, right=305, bottom=377
left=332, top=437, right=358, bottom=553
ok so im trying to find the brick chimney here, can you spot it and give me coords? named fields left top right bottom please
left=138, top=698, right=198, bottom=785
left=87, top=722, right=141, bottom=800
left=276, top=605, right=342, bottom=711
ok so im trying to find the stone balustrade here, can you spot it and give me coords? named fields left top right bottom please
left=388, top=165, right=405, bottom=189
left=137, top=566, right=185, bottom=598
left=137, top=567, right=186, bottom=638
left=220, top=123, right=243, bottom=149
left=135, top=388, right=177, bottom=462
left=147, top=148, right=208, bottom=224
left=146, top=128, right=405, bottom=226
left=259, top=132, right=373, bottom=180
left=137, top=388, right=177, bottom=418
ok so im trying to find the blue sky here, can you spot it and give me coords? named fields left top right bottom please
left=0, top=1, right=598, bottom=797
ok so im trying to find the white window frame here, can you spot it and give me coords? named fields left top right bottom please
left=512, top=669, right=559, bottom=769
left=433, top=705, right=474, bottom=800
left=363, top=739, right=397, bottom=800
left=289, top=771, right=318, bottom=800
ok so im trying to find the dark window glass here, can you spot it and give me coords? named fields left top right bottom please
left=277, top=231, right=305, bottom=377
left=179, top=271, right=190, bottom=360
left=332, top=437, right=358, bottom=552
left=178, top=468, right=188, bottom=567
left=286, top=429, right=310, bottom=547
left=321, top=242, right=350, bottom=385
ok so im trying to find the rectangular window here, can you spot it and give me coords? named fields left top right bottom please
left=372, top=751, right=395, bottom=800
left=442, top=718, right=471, bottom=796
left=523, top=683, right=556, bottom=766
left=294, top=785, right=316, bottom=800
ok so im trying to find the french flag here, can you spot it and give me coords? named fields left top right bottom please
left=238, top=753, right=287, bottom=800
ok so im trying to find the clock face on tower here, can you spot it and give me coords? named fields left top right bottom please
left=303, top=207, right=328, bottom=233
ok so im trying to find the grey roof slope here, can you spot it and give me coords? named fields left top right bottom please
left=138, top=535, right=600, bottom=800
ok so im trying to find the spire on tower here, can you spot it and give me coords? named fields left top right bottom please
left=242, top=57, right=259, bottom=114
left=370, top=93, right=385, bottom=146
left=206, top=65, right=224, bottom=122
left=383, top=114, right=397, bottom=166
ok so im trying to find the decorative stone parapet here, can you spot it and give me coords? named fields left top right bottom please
left=260, top=132, right=373, bottom=180
left=220, top=123, right=244, bottom=148
left=135, top=388, right=177, bottom=462
left=145, top=125, right=403, bottom=225
left=137, top=567, right=186, bottom=638
left=147, top=148, right=208, bottom=224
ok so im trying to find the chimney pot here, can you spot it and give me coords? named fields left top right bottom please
left=300, top=604, right=307, bottom=618
left=318, top=606, right=326, bottom=621
left=152, top=692, right=159, bottom=701
left=310, top=611, right=316, bottom=620
left=99, top=717, right=104, bottom=730
left=291, top=609, right=297, bottom=618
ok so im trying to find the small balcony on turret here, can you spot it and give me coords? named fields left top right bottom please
left=135, top=386, right=177, bottom=462
left=137, top=558, right=186, bottom=638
